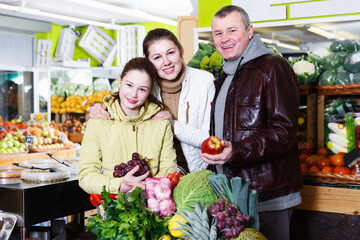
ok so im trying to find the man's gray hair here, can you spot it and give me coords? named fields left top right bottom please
left=214, top=5, right=251, bottom=28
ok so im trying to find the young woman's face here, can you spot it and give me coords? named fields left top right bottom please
left=118, top=70, right=152, bottom=117
left=147, top=39, right=183, bottom=81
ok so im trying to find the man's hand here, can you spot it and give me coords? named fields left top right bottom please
left=89, top=103, right=111, bottom=119
left=200, top=140, right=232, bottom=165
left=152, top=110, right=174, bottom=127
left=119, top=165, right=150, bottom=193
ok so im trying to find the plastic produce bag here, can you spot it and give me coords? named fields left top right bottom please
left=145, top=177, right=176, bottom=217
left=111, top=80, right=118, bottom=92
left=93, top=78, right=111, bottom=91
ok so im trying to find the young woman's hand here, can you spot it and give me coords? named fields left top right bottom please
left=152, top=110, right=174, bottom=128
left=89, top=103, right=111, bottom=119
left=119, top=165, right=150, bottom=193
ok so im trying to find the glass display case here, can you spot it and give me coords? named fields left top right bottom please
left=0, top=69, right=34, bottom=121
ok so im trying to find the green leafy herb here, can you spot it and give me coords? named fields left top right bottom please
left=87, top=186, right=170, bottom=240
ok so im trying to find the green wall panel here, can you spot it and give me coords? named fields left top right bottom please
left=198, top=0, right=231, bottom=28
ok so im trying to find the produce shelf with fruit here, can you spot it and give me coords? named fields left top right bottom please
left=0, top=148, right=76, bottom=167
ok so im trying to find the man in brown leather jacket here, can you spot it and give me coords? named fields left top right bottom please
left=200, top=5, right=303, bottom=240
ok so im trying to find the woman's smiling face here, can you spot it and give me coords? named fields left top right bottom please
left=146, top=38, right=183, bottom=81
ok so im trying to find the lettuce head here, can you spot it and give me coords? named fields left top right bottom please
left=173, top=169, right=219, bottom=213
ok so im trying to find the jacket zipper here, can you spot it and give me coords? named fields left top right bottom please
left=131, top=117, right=135, bottom=132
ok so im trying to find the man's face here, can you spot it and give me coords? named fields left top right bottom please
left=211, top=11, right=253, bottom=61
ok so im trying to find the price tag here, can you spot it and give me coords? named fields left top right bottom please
left=59, top=134, right=68, bottom=143
left=25, top=135, right=34, bottom=145
left=0, top=126, right=6, bottom=131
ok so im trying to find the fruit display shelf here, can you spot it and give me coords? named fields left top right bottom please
left=28, top=147, right=67, bottom=153
left=302, top=170, right=360, bottom=186
left=67, top=133, right=84, bottom=143
left=0, top=148, right=76, bottom=167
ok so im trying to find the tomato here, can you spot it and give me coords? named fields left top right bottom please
left=299, top=153, right=309, bottom=163
left=333, top=166, right=346, bottom=174
left=321, top=166, right=333, bottom=173
left=170, top=178, right=179, bottom=189
left=317, top=147, right=328, bottom=157
left=167, top=173, right=174, bottom=180
left=330, top=154, right=344, bottom=167
left=173, top=171, right=180, bottom=178
left=305, top=155, right=319, bottom=167
left=317, top=159, right=330, bottom=170
left=309, top=165, right=320, bottom=172
left=300, top=163, right=309, bottom=171
left=345, top=167, right=351, bottom=175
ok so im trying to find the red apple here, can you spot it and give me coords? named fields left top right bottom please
left=201, top=136, right=223, bottom=155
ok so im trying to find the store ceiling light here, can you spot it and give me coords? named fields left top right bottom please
left=0, top=0, right=177, bottom=29
left=307, top=26, right=345, bottom=40
left=261, top=38, right=301, bottom=51
left=67, top=0, right=177, bottom=26
left=0, top=3, right=118, bottom=29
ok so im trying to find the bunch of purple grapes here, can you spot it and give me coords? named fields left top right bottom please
left=210, top=199, right=250, bottom=239
left=113, top=152, right=151, bottom=178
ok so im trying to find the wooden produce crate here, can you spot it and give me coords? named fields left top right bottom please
left=296, top=185, right=360, bottom=215
left=299, top=88, right=317, bottom=148
left=316, top=84, right=360, bottom=148
left=0, top=148, right=76, bottom=167
left=68, top=133, right=84, bottom=143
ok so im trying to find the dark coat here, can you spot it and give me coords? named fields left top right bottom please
left=209, top=54, right=303, bottom=202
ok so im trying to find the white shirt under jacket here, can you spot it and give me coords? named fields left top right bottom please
left=153, top=66, right=215, bottom=172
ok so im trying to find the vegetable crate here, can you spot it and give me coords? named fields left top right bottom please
left=54, top=27, right=79, bottom=60
left=79, top=25, right=117, bottom=67
left=116, top=25, right=145, bottom=66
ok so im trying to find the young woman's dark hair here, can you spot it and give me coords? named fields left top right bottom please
left=110, top=57, right=163, bottom=108
left=142, top=28, right=183, bottom=59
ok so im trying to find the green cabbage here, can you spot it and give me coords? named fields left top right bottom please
left=323, top=53, right=344, bottom=71
left=173, top=169, right=219, bottom=214
left=352, top=73, right=360, bottom=83
left=343, top=51, right=360, bottom=73
left=335, top=71, right=351, bottom=85
left=330, top=40, right=357, bottom=53
left=318, top=70, right=336, bottom=85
